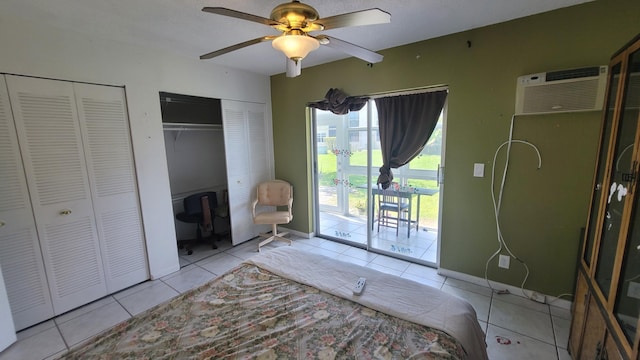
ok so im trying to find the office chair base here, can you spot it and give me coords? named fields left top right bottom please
left=257, top=226, right=292, bottom=252
left=177, top=230, right=218, bottom=255
left=177, top=241, right=194, bottom=255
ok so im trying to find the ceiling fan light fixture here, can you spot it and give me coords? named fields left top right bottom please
left=272, top=34, right=319, bottom=62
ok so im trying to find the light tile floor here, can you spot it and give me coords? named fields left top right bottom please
left=319, top=211, right=439, bottom=264
left=0, top=236, right=572, bottom=360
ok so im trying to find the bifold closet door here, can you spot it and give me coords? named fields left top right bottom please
left=0, top=75, right=54, bottom=330
left=74, top=83, right=148, bottom=293
left=222, top=100, right=272, bottom=245
left=6, top=75, right=108, bottom=315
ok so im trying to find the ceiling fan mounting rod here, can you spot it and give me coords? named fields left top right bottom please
left=284, top=29, right=307, bottom=36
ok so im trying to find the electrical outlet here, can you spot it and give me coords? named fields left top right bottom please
left=498, top=255, right=510, bottom=269
left=530, top=292, right=546, bottom=304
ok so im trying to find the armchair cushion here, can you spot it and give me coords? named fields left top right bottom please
left=253, top=211, right=293, bottom=225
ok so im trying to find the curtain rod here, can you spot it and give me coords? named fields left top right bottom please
left=308, top=85, right=449, bottom=104
left=366, top=85, right=449, bottom=99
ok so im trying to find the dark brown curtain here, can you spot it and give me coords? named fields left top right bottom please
left=308, top=88, right=368, bottom=115
left=376, top=90, right=448, bottom=189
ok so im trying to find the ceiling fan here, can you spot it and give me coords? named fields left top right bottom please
left=200, top=1, right=391, bottom=77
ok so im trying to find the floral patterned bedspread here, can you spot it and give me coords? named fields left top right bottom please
left=58, top=264, right=465, bottom=359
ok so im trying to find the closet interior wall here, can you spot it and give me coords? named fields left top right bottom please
left=160, top=92, right=229, bottom=241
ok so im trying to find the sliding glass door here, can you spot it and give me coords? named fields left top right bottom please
left=312, top=94, right=446, bottom=266
left=314, top=107, right=370, bottom=245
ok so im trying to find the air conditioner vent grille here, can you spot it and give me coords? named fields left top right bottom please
left=522, top=79, right=600, bottom=114
left=546, top=66, right=602, bottom=82
left=515, top=65, right=608, bottom=115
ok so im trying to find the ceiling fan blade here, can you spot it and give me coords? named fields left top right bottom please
left=315, top=35, right=383, bottom=64
left=314, top=9, right=390, bottom=31
left=202, top=7, right=284, bottom=27
left=200, top=36, right=277, bottom=60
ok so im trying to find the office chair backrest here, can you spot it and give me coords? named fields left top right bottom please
left=183, top=191, right=218, bottom=216
left=257, top=180, right=292, bottom=207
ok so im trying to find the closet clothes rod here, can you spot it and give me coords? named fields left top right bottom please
left=163, top=122, right=222, bottom=131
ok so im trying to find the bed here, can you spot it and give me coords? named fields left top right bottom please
left=57, top=247, right=488, bottom=359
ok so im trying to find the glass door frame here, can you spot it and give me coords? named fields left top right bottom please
left=311, top=88, right=448, bottom=267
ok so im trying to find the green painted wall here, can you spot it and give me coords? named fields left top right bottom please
left=270, top=0, right=640, bottom=296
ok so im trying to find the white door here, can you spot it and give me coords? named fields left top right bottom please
left=0, top=75, right=55, bottom=330
left=0, top=263, right=16, bottom=352
left=222, top=100, right=272, bottom=245
left=248, top=108, right=272, bottom=187
left=74, top=83, right=149, bottom=293
left=7, top=75, right=107, bottom=315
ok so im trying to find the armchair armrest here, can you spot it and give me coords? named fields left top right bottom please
left=287, top=197, right=293, bottom=217
left=251, top=198, right=258, bottom=218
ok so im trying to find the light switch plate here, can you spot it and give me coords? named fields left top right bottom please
left=498, top=254, right=510, bottom=269
left=474, top=163, right=485, bottom=177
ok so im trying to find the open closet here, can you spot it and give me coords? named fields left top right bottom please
left=161, top=92, right=229, bottom=246
left=160, top=92, right=273, bottom=248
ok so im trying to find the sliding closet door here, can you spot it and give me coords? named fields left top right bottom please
left=248, top=106, right=273, bottom=188
left=0, top=264, right=16, bottom=351
left=6, top=75, right=107, bottom=314
left=0, top=76, right=54, bottom=330
left=75, top=83, right=148, bottom=293
left=222, top=100, right=272, bottom=245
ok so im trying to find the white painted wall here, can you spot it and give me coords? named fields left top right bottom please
left=164, top=128, right=229, bottom=240
left=164, top=130, right=228, bottom=195
left=0, top=13, right=272, bottom=285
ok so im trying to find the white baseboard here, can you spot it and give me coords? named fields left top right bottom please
left=438, top=267, right=573, bottom=311
left=278, top=226, right=314, bottom=239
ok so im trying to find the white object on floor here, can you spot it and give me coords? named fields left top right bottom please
left=353, top=277, right=366, bottom=295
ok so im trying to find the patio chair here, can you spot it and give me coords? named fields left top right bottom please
left=377, top=186, right=409, bottom=236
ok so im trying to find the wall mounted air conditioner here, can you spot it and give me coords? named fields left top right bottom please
left=515, top=65, right=608, bottom=115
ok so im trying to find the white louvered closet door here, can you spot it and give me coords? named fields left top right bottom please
left=222, top=100, right=272, bottom=245
left=0, top=76, right=54, bottom=330
left=74, top=83, right=148, bottom=293
left=248, top=107, right=273, bottom=187
left=6, top=75, right=107, bottom=315
left=246, top=104, right=274, bottom=238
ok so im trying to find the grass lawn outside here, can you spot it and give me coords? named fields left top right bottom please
left=317, top=150, right=440, bottom=229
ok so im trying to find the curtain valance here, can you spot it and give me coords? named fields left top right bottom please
left=308, top=88, right=368, bottom=115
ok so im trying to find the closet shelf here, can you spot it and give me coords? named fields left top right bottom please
left=163, top=122, right=222, bottom=131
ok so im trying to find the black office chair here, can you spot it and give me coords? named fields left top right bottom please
left=214, top=189, right=230, bottom=240
left=176, top=192, right=218, bottom=255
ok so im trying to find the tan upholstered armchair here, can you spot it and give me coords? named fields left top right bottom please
left=252, top=180, right=293, bottom=251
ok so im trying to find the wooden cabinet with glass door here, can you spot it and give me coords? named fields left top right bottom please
left=569, top=33, right=640, bottom=360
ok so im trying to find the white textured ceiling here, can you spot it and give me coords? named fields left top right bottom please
left=2, top=0, right=591, bottom=76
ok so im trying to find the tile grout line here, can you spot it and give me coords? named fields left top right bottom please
left=486, top=292, right=494, bottom=341
left=54, top=321, right=71, bottom=357
left=159, top=277, right=184, bottom=295
left=112, top=296, right=134, bottom=319
left=548, top=310, right=561, bottom=360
